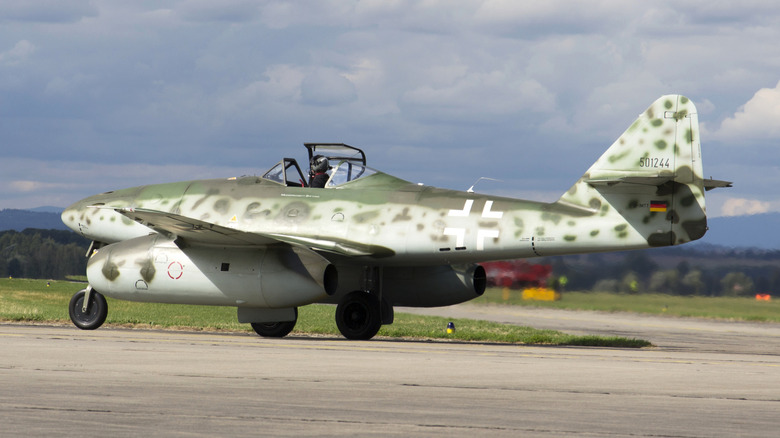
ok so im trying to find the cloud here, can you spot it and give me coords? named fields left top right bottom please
left=0, top=0, right=97, bottom=23
left=473, top=1, right=636, bottom=37
left=2, top=1, right=780, bottom=217
left=720, top=198, right=771, bottom=216
left=177, top=0, right=260, bottom=23
left=216, top=65, right=306, bottom=117
left=712, top=80, right=780, bottom=143
left=9, top=180, right=60, bottom=193
left=0, top=40, right=36, bottom=66
left=0, top=158, right=259, bottom=209
left=300, top=69, right=357, bottom=107
left=400, top=72, right=555, bottom=123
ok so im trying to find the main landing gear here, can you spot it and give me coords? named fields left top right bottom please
left=250, top=292, right=391, bottom=340
left=251, top=308, right=298, bottom=338
left=68, top=287, right=108, bottom=330
left=336, top=291, right=383, bottom=340
left=333, top=267, right=393, bottom=340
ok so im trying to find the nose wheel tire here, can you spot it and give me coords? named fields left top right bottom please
left=69, top=289, right=108, bottom=330
left=336, top=291, right=382, bottom=340
left=251, top=308, right=298, bottom=338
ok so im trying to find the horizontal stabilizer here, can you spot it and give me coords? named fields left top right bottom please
left=585, top=173, right=676, bottom=187
left=703, top=178, right=733, bottom=191
left=585, top=172, right=730, bottom=192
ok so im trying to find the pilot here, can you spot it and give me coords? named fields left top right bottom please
left=310, top=155, right=329, bottom=188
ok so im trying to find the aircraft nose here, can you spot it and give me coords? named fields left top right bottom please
left=61, top=199, right=90, bottom=235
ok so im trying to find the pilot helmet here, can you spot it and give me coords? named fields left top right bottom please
left=311, top=155, right=329, bottom=173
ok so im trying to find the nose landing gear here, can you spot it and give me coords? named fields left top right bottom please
left=68, top=287, right=107, bottom=330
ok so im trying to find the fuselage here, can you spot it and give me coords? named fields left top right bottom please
left=62, top=168, right=672, bottom=267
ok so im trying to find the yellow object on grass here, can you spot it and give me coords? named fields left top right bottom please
left=522, top=287, right=561, bottom=301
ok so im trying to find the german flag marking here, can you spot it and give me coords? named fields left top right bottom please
left=649, top=201, right=668, bottom=212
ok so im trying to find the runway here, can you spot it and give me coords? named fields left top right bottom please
left=1, top=307, right=779, bottom=437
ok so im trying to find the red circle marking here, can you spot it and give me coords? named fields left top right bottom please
left=167, top=261, right=184, bottom=280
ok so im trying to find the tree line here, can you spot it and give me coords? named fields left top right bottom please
left=1, top=229, right=89, bottom=280
left=544, top=245, right=776, bottom=297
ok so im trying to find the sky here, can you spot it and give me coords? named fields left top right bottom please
left=2, top=1, right=780, bottom=218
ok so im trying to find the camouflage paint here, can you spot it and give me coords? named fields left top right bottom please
left=62, top=95, right=722, bottom=310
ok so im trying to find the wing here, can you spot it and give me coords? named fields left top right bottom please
left=261, top=234, right=383, bottom=257
left=114, top=207, right=385, bottom=257
left=115, top=207, right=277, bottom=246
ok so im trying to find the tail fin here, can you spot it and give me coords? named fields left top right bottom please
left=557, top=95, right=716, bottom=246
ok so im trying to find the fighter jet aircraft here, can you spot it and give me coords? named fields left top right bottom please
left=62, top=95, right=730, bottom=340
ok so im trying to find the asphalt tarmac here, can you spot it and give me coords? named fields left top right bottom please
left=2, top=306, right=779, bottom=437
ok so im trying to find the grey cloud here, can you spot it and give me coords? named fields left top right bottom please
left=2, top=1, right=780, bottom=215
left=0, top=40, right=36, bottom=66
left=300, top=69, right=358, bottom=107
left=177, top=0, right=260, bottom=23
left=0, top=0, right=98, bottom=23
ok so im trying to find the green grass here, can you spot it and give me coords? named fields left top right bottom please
left=475, top=288, right=780, bottom=322
left=0, top=278, right=648, bottom=347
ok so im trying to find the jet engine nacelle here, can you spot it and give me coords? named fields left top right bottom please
left=381, top=264, right=486, bottom=307
left=86, top=234, right=337, bottom=308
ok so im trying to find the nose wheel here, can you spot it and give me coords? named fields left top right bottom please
left=69, top=287, right=108, bottom=330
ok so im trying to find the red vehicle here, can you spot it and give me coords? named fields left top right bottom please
left=483, top=260, right=552, bottom=289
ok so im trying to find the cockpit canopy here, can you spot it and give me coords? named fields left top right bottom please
left=305, top=142, right=366, bottom=167
left=261, top=143, right=376, bottom=188
left=326, top=161, right=377, bottom=187
left=261, top=158, right=307, bottom=187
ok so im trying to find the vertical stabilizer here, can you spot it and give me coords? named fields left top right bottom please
left=557, top=95, right=708, bottom=246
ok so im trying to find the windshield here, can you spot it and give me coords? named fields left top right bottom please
left=262, top=162, right=285, bottom=184
left=327, top=161, right=376, bottom=187
left=261, top=159, right=307, bottom=187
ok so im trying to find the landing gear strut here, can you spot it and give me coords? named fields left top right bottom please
left=69, top=287, right=107, bottom=330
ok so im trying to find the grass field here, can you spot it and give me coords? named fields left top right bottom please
left=474, top=288, right=780, bottom=322
left=0, top=278, right=650, bottom=347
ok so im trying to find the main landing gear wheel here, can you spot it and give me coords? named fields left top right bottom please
left=69, top=288, right=107, bottom=330
left=251, top=308, right=298, bottom=338
left=336, top=291, right=382, bottom=340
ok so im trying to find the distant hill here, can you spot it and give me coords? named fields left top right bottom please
left=0, top=209, right=68, bottom=231
left=27, top=206, right=65, bottom=214
left=703, top=213, right=780, bottom=249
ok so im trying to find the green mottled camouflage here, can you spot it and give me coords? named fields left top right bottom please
left=64, top=95, right=710, bottom=266
left=61, top=95, right=729, bottom=338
